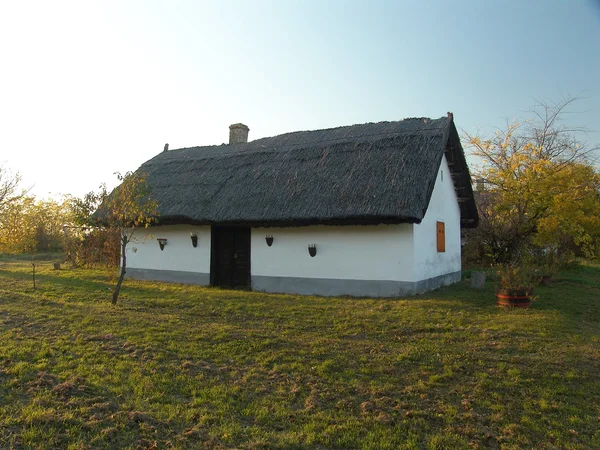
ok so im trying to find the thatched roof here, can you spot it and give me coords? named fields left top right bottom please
left=134, top=115, right=478, bottom=228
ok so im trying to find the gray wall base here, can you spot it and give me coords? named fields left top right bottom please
left=252, top=271, right=461, bottom=297
left=125, top=268, right=461, bottom=297
left=126, top=268, right=210, bottom=286
left=413, top=270, right=461, bottom=294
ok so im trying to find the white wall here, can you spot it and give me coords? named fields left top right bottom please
left=251, top=224, right=414, bottom=282
left=412, top=155, right=462, bottom=281
left=126, top=225, right=211, bottom=274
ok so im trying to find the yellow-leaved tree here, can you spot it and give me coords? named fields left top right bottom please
left=463, top=96, right=600, bottom=265
left=534, top=163, right=600, bottom=257
left=0, top=195, right=73, bottom=254
left=0, top=196, right=37, bottom=254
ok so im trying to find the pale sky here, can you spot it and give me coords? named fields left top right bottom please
left=1, top=0, right=599, bottom=199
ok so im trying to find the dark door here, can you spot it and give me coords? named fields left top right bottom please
left=211, top=226, right=251, bottom=288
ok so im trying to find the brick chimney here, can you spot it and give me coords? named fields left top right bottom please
left=229, top=123, right=249, bottom=144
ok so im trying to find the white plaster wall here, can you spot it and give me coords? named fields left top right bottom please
left=412, top=155, right=462, bottom=281
left=251, top=224, right=414, bottom=282
left=126, top=225, right=211, bottom=273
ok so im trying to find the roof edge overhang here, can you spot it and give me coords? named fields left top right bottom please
left=445, top=120, right=479, bottom=228
left=151, top=215, right=421, bottom=228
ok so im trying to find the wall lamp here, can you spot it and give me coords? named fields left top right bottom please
left=308, top=244, right=317, bottom=257
left=157, top=238, right=167, bottom=251
left=265, top=235, right=274, bottom=247
left=190, top=233, right=198, bottom=248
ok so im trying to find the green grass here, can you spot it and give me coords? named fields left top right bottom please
left=0, top=258, right=599, bottom=449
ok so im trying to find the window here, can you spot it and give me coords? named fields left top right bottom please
left=436, top=221, right=445, bottom=252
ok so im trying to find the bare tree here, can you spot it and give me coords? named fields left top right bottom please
left=464, top=95, right=599, bottom=190
left=527, top=95, right=599, bottom=163
left=0, top=165, right=25, bottom=213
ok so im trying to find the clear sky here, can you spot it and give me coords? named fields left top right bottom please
left=1, top=0, right=599, bottom=198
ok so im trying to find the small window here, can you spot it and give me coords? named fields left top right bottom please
left=437, top=221, right=445, bottom=252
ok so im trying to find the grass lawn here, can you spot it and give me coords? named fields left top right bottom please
left=0, top=258, right=599, bottom=449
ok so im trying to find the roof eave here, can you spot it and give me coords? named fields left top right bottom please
left=153, top=215, right=421, bottom=228
left=445, top=120, right=479, bottom=229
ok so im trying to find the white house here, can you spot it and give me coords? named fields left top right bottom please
left=122, top=114, right=478, bottom=297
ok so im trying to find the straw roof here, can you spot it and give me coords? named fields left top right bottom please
left=133, top=115, right=478, bottom=228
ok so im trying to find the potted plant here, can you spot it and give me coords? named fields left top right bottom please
left=495, top=264, right=536, bottom=308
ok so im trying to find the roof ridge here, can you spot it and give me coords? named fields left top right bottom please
left=168, top=118, right=449, bottom=154
left=250, top=124, right=449, bottom=150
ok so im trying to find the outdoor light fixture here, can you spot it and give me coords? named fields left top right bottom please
left=157, top=238, right=167, bottom=251
left=265, top=235, right=274, bottom=247
left=308, top=244, right=317, bottom=257
left=190, top=233, right=198, bottom=248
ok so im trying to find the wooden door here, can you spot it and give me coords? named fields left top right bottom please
left=211, top=226, right=251, bottom=288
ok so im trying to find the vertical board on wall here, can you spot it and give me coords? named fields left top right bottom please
left=436, top=221, right=445, bottom=253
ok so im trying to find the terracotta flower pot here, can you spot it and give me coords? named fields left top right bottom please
left=496, top=288, right=532, bottom=308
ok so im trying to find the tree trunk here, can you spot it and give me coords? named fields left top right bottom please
left=112, top=235, right=128, bottom=305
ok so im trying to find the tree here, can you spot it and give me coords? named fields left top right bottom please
left=31, top=198, right=73, bottom=252
left=463, top=96, right=600, bottom=264
left=67, top=184, right=110, bottom=267
left=0, top=195, right=75, bottom=255
left=534, top=162, right=600, bottom=258
left=0, top=196, right=37, bottom=254
left=0, top=165, right=38, bottom=255
left=94, top=172, right=157, bottom=304
left=0, top=165, right=24, bottom=214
